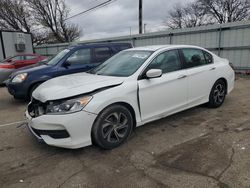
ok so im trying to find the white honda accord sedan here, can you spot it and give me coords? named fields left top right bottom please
left=26, top=45, right=235, bottom=149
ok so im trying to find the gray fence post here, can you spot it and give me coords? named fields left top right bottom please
left=169, top=33, right=173, bottom=44
left=132, top=38, right=136, bottom=47
left=218, top=26, right=222, bottom=56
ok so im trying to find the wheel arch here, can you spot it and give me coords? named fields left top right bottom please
left=216, top=77, right=228, bottom=94
left=27, top=80, right=46, bottom=98
left=115, top=102, right=137, bottom=129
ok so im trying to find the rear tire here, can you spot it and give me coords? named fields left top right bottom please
left=208, top=79, right=226, bottom=108
left=92, top=105, right=134, bottom=150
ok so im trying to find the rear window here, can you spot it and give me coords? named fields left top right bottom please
left=94, top=47, right=111, bottom=61
left=203, top=51, right=213, bottom=64
left=182, top=48, right=207, bottom=68
left=11, top=56, right=24, bottom=61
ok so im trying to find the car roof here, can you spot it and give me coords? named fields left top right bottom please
left=128, top=45, right=205, bottom=52
left=14, top=54, right=40, bottom=56
left=69, top=42, right=132, bottom=50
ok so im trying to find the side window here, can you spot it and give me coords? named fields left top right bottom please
left=25, top=56, right=37, bottom=60
left=67, top=49, right=91, bottom=65
left=11, top=56, right=23, bottom=61
left=94, top=47, right=111, bottom=62
left=182, top=48, right=207, bottom=68
left=147, top=50, right=182, bottom=74
left=203, top=51, right=213, bottom=64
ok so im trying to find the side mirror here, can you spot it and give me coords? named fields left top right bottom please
left=63, top=61, right=71, bottom=67
left=146, top=69, right=162, bottom=79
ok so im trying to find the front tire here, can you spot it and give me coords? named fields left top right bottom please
left=208, top=79, right=226, bottom=108
left=92, top=105, right=134, bottom=150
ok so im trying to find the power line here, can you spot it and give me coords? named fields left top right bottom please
left=31, top=0, right=117, bottom=32
left=65, top=0, right=117, bottom=21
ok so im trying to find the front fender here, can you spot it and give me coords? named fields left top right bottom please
left=84, top=82, right=142, bottom=125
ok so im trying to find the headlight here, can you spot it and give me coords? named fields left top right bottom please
left=46, top=96, right=93, bottom=115
left=12, top=73, right=28, bottom=83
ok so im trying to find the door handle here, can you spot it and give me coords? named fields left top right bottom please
left=178, top=75, right=187, bottom=79
left=209, top=67, right=216, bottom=71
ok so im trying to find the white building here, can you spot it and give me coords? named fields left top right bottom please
left=0, top=31, right=33, bottom=61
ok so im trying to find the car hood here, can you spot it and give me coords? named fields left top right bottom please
left=0, top=62, right=12, bottom=65
left=33, top=73, right=125, bottom=102
left=11, top=64, right=50, bottom=76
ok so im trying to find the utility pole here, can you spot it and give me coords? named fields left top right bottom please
left=139, top=0, right=143, bottom=34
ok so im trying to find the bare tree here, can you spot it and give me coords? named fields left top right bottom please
left=165, top=4, right=185, bottom=29
left=165, top=3, right=208, bottom=29
left=0, top=0, right=81, bottom=44
left=165, top=0, right=250, bottom=29
left=28, top=0, right=81, bottom=43
left=0, top=0, right=33, bottom=32
left=197, top=0, right=250, bottom=23
left=183, top=3, right=210, bottom=28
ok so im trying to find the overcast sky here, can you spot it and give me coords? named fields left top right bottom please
left=65, top=0, right=193, bottom=40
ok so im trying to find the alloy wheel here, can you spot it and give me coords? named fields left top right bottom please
left=101, top=112, right=129, bottom=143
left=213, top=83, right=225, bottom=104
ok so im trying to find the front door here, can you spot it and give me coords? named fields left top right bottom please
left=22, top=55, right=38, bottom=67
left=138, top=49, right=188, bottom=122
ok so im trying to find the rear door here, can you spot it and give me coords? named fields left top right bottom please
left=180, top=48, right=216, bottom=106
left=92, top=47, right=112, bottom=67
left=138, top=49, right=188, bottom=122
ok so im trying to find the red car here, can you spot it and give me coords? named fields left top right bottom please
left=0, top=54, right=47, bottom=84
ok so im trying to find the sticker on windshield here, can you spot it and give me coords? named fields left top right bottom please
left=132, top=54, right=148, bottom=59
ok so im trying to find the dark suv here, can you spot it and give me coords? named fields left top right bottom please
left=7, top=43, right=132, bottom=99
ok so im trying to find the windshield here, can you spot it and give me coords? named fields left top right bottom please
left=47, top=49, right=70, bottom=65
left=90, top=50, right=152, bottom=77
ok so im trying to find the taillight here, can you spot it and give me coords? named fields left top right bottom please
left=0, top=64, right=15, bottom=69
